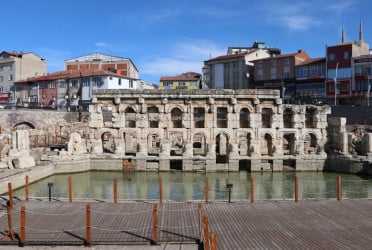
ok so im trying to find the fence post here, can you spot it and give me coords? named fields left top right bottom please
left=337, top=176, right=342, bottom=201
left=25, top=176, right=29, bottom=201
left=68, top=176, right=72, bottom=202
left=1, top=203, right=16, bottom=241
left=210, top=232, right=217, bottom=250
left=205, top=178, right=209, bottom=204
left=198, top=203, right=203, bottom=241
left=295, top=176, right=299, bottom=202
left=152, top=203, right=158, bottom=244
left=113, top=178, right=118, bottom=204
left=203, top=215, right=209, bottom=250
left=250, top=176, right=254, bottom=203
left=19, top=205, right=26, bottom=247
left=159, top=178, right=163, bottom=204
left=85, top=204, right=91, bottom=247
left=8, top=182, right=13, bottom=210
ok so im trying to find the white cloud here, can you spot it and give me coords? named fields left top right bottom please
left=279, top=15, right=320, bottom=30
left=95, top=42, right=109, bottom=48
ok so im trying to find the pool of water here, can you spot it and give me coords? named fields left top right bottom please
left=11, top=171, right=372, bottom=202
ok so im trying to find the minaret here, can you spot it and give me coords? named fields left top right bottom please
left=359, top=19, right=364, bottom=42
left=341, top=25, right=345, bottom=43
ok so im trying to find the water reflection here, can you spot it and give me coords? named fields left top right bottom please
left=11, top=171, right=372, bottom=202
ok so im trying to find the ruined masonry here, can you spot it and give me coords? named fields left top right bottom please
left=87, top=89, right=331, bottom=172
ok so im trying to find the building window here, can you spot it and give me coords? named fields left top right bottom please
left=194, top=107, right=205, bottom=128
left=284, top=71, right=290, bottom=78
left=271, top=73, right=276, bottom=79
left=284, top=58, right=290, bottom=66
left=271, top=60, right=277, bottom=68
left=82, top=78, right=90, bottom=87
left=179, top=81, right=185, bottom=86
left=328, top=53, right=335, bottom=61
left=118, top=78, right=122, bottom=86
left=129, top=80, right=133, bottom=88
left=257, top=62, right=263, bottom=69
left=148, top=107, right=159, bottom=128
left=171, top=107, right=183, bottom=128
left=59, top=80, right=66, bottom=88
left=71, top=79, right=78, bottom=88
left=0, top=76, right=3, bottom=82
left=344, top=51, right=350, bottom=60
left=8, top=74, right=13, bottom=81
left=50, top=82, right=56, bottom=88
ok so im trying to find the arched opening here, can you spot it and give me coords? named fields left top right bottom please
left=239, top=108, right=250, bottom=128
left=216, top=133, right=229, bottom=163
left=148, top=107, right=159, bottom=128
left=125, top=107, right=136, bottom=128
left=171, top=107, right=183, bottom=128
left=102, top=132, right=115, bottom=153
left=14, top=122, right=35, bottom=130
left=304, top=133, right=317, bottom=154
left=217, top=107, right=228, bottom=128
left=283, top=108, right=293, bottom=128
left=261, top=133, right=273, bottom=156
left=194, top=107, right=205, bottom=128
left=193, top=133, right=206, bottom=156
left=261, top=108, right=272, bottom=128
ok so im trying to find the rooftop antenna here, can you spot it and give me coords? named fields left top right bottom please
left=341, top=25, right=345, bottom=43
left=359, top=19, right=364, bottom=42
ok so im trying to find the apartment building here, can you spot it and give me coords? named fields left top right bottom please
left=295, top=57, right=326, bottom=104
left=203, top=42, right=280, bottom=90
left=15, top=69, right=140, bottom=110
left=159, top=72, right=202, bottom=90
left=253, top=50, right=311, bottom=101
left=0, top=51, right=47, bottom=102
left=65, top=53, right=139, bottom=79
left=325, top=21, right=370, bottom=105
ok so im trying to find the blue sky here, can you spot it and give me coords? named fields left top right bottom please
left=1, top=0, right=371, bottom=84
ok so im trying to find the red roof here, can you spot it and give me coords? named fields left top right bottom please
left=160, top=72, right=201, bottom=81
left=16, top=69, right=125, bottom=83
left=296, top=57, right=326, bottom=66
left=205, top=49, right=259, bottom=62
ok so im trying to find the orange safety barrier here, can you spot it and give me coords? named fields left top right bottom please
left=251, top=176, right=254, bottom=203
left=159, top=178, right=163, bottom=204
left=25, top=176, right=29, bottom=201
left=152, top=203, right=158, bottom=244
left=85, top=204, right=91, bottom=246
left=68, top=176, right=72, bottom=202
left=205, top=178, right=209, bottom=204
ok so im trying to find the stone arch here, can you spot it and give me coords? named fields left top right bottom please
left=261, top=107, right=273, bottom=128
left=192, top=132, right=207, bottom=156
left=14, top=121, right=35, bottom=130
left=304, top=133, right=318, bottom=154
left=305, top=107, right=317, bottom=128
left=216, top=132, right=229, bottom=163
left=125, top=106, right=137, bottom=128
left=239, top=108, right=250, bottom=128
left=283, top=133, right=296, bottom=155
left=170, top=107, right=183, bottom=128
left=166, top=104, right=185, bottom=114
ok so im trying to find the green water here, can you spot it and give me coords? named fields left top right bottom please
left=12, top=171, right=372, bottom=202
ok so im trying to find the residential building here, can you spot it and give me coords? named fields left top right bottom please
left=325, top=21, right=370, bottom=105
left=203, top=42, right=277, bottom=89
left=15, top=69, right=139, bottom=110
left=295, top=57, right=326, bottom=104
left=0, top=51, right=47, bottom=102
left=65, top=53, right=139, bottom=79
left=159, top=72, right=202, bottom=90
left=253, top=50, right=311, bottom=101
left=351, top=54, right=372, bottom=106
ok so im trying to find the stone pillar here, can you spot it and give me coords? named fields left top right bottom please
left=339, top=132, right=348, bottom=154
left=159, top=142, right=170, bottom=171
left=228, top=143, right=239, bottom=171
left=362, top=133, right=372, bottom=156
left=206, top=143, right=216, bottom=172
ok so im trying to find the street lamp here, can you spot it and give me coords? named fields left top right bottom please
left=334, top=63, right=339, bottom=106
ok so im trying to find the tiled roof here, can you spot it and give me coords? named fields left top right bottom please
left=16, top=69, right=124, bottom=83
left=160, top=72, right=201, bottom=81
left=205, top=49, right=258, bottom=62
left=296, top=57, right=326, bottom=66
left=251, top=50, right=310, bottom=62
